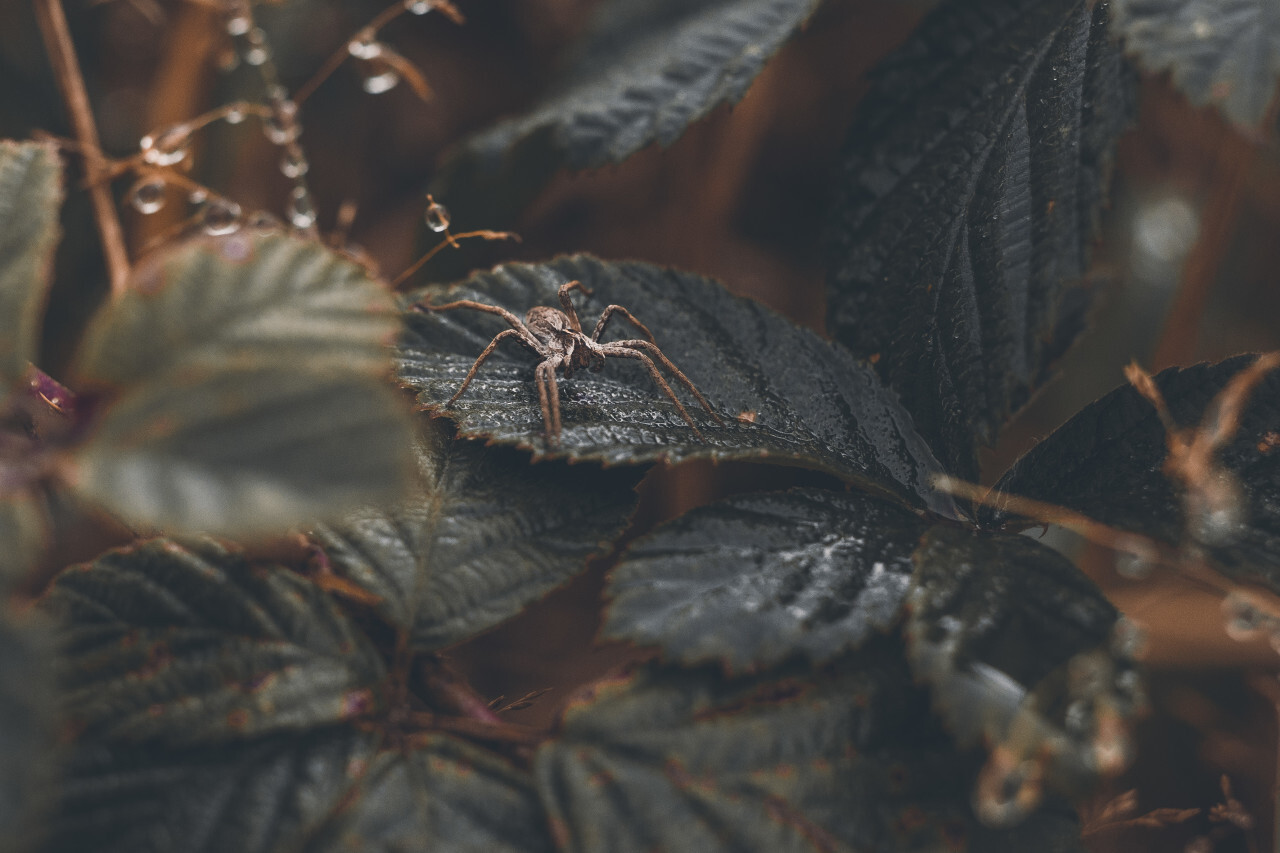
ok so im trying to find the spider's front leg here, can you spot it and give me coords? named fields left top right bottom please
left=600, top=346, right=708, bottom=440
left=591, top=305, right=656, bottom=346
left=610, top=339, right=723, bottom=425
left=535, top=358, right=563, bottom=441
left=446, top=328, right=538, bottom=407
left=557, top=281, right=593, bottom=333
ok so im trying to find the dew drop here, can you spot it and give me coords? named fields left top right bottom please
left=974, top=749, right=1042, bottom=827
left=188, top=188, right=209, bottom=206
left=424, top=198, right=450, bottom=232
left=242, top=28, right=270, bottom=66
left=139, top=124, right=191, bottom=166
left=127, top=177, right=166, bottom=214
left=225, top=12, right=251, bottom=36
left=1189, top=471, right=1246, bottom=546
left=247, top=210, right=282, bottom=229
left=225, top=107, right=245, bottom=125
left=279, top=148, right=309, bottom=178
left=264, top=97, right=300, bottom=145
left=1113, top=537, right=1157, bottom=580
left=200, top=199, right=242, bottom=236
left=1111, top=617, right=1148, bottom=660
left=1222, top=592, right=1268, bottom=641
left=347, top=31, right=382, bottom=60
left=287, top=186, right=316, bottom=229
left=404, top=0, right=432, bottom=13
left=362, top=68, right=400, bottom=95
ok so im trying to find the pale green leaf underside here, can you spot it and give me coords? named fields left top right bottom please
left=0, top=140, right=62, bottom=397
left=44, top=537, right=386, bottom=745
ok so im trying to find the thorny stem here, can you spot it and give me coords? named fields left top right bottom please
left=392, top=230, right=519, bottom=288
left=414, top=655, right=504, bottom=725
left=35, top=0, right=131, bottom=297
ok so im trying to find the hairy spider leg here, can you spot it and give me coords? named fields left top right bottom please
left=536, top=357, right=563, bottom=439
left=591, top=305, right=656, bottom=345
left=557, top=281, right=593, bottom=333
left=428, top=299, right=541, bottom=346
left=608, top=339, right=723, bottom=424
left=446, top=328, right=542, bottom=407
left=598, top=344, right=707, bottom=440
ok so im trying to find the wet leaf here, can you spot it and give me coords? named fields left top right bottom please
left=1111, top=0, right=1280, bottom=130
left=312, top=425, right=641, bottom=650
left=0, top=606, right=54, bottom=850
left=603, top=488, right=926, bottom=673
left=69, top=231, right=399, bottom=389
left=0, top=140, right=60, bottom=397
left=985, top=356, right=1280, bottom=588
left=905, top=528, right=1140, bottom=813
left=537, top=641, right=1085, bottom=852
left=433, top=0, right=822, bottom=229
left=399, top=256, right=953, bottom=516
left=71, top=365, right=413, bottom=537
left=310, top=735, right=553, bottom=853
left=43, top=537, right=386, bottom=745
left=46, top=728, right=378, bottom=853
left=824, top=0, right=1132, bottom=479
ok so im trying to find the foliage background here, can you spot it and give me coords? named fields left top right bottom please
left=3, top=0, right=1280, bottom=850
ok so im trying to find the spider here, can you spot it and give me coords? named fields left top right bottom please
left=423, top=280, right=723, bottom=442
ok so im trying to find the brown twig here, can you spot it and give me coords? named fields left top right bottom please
left=392, top=230, right=519, bottom=288
left=35, top=0, right=131, bottom=296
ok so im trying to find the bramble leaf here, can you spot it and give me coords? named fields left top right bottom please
left=824, top=0, right=1132, bottom=479
left=603, top=488, right=926, bottom=673
left=43, top=537, right=386, bottom=745
left=1111, top=0, right=1280, bottom=130
left=0, top=140, right=61, bottom=398
left=71, top=365, right=413, bottom=537
left=310, top=735, right=553, bottom=853
left=0, top=606, right=53, bottom=849
left=537, top=642, right=1086, bottom=852
left=311, top=425, right=641, bottom=650
left=905, top=527, right=1141, bottom=820
left=985, top=356, right=1280, bottom=589
left=46, top=728, right=378, bottom=853
left=0, top=494, right=47, bottom=580
left=433, top=0, right=823, bottom=229
left=399, top=256, right=953, bottom=516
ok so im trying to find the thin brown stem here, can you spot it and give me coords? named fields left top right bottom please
left=392, top=230, right=519, bottom=288
left=35, top=0, right=131, bottom=296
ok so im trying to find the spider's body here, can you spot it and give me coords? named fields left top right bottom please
left=425, top=281, right=721, bottom=442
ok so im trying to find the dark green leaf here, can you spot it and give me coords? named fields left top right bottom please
left=43, top=537, right=385, bottom=744
left=984, top=356, right=1280, bottom=589
left=399, top=256, right=953, bottom=516
left=0, top=493, right=47, bottom=579
left=309, top=734, right=553, bottom=853
left=312, top=425, right=640, bottom=650
left=823, top=0, right=1132, bottom=479
left=47, top=728, right=378, bottom=853
left=69, top=231, right=399, bottom=390
left=0, top=606, right=54, bottom=851
left=71, top=365, right=414, bottom=537
left=905, top=527, right=1142, bottom=822
left=0, top=140, right=60, bottom=397
left=432, top=0, right=822, bottom=229
left=537, top=642, right=1085, bottom=852
left=603, top=487, right=927, bottom=673
left=1112, top=0, right=1280, bottom=130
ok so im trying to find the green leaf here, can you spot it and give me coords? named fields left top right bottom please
left=0, top=140, right=61, bottom=397
left=311, top=425, right=641, bottom=650
left=0, top=493, right=48, bottom=580
left=905, top=527, right=1142, bottom=822
left=0, top=605, right=54, bottom=850
left=399, top=256, right=953, bottom=516
left=310, top=735, right=553, bottom=853
left=69, top=231, right=399, bottom=390
left=1112, top=0, right=1280, bottom=130
left=43, top=537, right=386, bottom=745
left=984, top=356, right=1280, bottom=589
left=537, top=642, right=1085, bottom=852
left=70, top=365, right=414, bottom=537
left=603, top=487, right=927, bottom=673
left=46, top=728, right=378, bottom=853
left=823, top=0, right=1132, bottom=479
left=432, top=0, right=823, bottom=229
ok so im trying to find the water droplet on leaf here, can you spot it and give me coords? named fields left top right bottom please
left=362, top=68, right=400, bottom=95
left=200, top=199, right=242, bottom=236
left=264, top=97, right=300, bottom=145
left=347, top=31, right=382, bottom=60
left=225, top=107, right=245, bottom=125
left=404, top=0, right=432, bottom=14
left=1222, top=592, right=1267, bottom=641
left=140, top=124, right=191, bottom=166
left=279, top=148, right=309, bottom=178
left=225, top=12, right=250, bottom=36
left=127, top=177, right=167, bottom=214
left=242, top=28, right=270, bottom=66
left=287, top=186, right=316, bottom=229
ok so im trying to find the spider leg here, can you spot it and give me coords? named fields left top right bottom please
left=599, top=346, right=707, bottom=440
left=557, top=281, right=593, bottom=333
left=447, top=329, right=539, bottom=407
left=591, top=306, right=656, bottom=344
left=535, top=358, right=563, bottom=441
left=426, top=299, right=537, bottom=342
left=606, top=339, right=723, bottom=424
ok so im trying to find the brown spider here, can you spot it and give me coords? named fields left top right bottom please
left=423, top=280, right=722, bottom=442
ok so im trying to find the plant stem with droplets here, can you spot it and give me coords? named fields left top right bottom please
left=34, top=0, right=131, bottom=296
